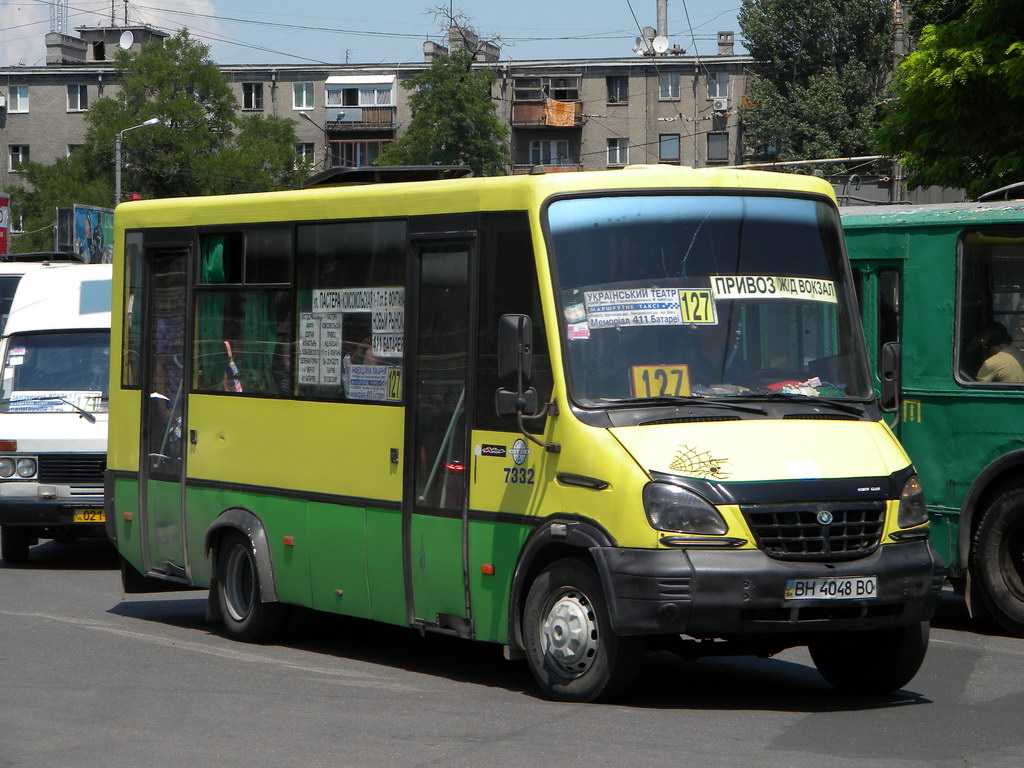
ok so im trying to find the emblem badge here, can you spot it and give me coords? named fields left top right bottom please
left=816, top=510, right=834, bottom=526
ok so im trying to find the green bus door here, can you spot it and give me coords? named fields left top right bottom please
left=138, top=245, right=190, bottom=580
left=406, top=239, right=473, bottom=634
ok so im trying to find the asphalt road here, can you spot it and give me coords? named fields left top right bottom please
left=2, top=537, right=1023, bottom=768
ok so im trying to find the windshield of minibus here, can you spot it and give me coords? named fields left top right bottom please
left=547, top=193, right=871, bottom=406
left=0, top=331, right=110, bottom=414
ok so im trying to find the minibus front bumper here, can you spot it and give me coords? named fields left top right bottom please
left=591, top=540, right=945, bottom=638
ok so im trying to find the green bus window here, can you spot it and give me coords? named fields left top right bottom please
left=958, top=229, right=1024, bottom=385
left=121, top=231, right=143, bottom=387
left=474, top=213, right=552, bottom=433
left=193, top=230, right=294, bottom=396
left=295, top=219, right=406, bottom=403
left=877, top=268, right=901, bottom=358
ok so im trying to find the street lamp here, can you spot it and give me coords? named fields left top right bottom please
left=299, top=111, right=331, bottom=168
left=115, top=117, right=161, bottom=206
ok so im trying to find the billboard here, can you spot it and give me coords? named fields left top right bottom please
left=0, top=194, right=9, bottom=255
left=58, top=205, right=114, bottom=263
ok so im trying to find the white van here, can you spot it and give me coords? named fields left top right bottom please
left=0, top=263, right=111, bottom=562
left=0, top=254, right=79, bottom=334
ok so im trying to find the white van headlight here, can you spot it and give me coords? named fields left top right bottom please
left=897, top=474, right=928, bottom=528
left=643, top=483, right=728, bottom=535
left=0, top=458, right=14, bottom=478
left=16, top=458, right=37, bottom=478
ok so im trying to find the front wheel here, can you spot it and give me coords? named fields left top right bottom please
left=1, top=526, right=31, bottom=564
left=970, top=484, right=1024, bottom=636
left=215, top=530, right=289, bottom=642
left=809, top=620, right=929, bottom=694
left=523, top=558, right=643, bottom=702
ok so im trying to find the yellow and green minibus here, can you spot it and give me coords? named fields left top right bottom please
left=107, top=165, right=943, bottom=701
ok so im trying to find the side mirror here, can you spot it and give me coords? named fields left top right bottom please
left=498, top=314, right=532, bottom=385
left=879, top=341, right=901, bottom=412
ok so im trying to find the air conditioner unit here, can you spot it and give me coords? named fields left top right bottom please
left=712, top=97, right=729, bottom=112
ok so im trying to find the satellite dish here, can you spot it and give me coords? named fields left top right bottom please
left=118, top=30, right=134, bottom=50
left=652, top=35, right=669, bottom=53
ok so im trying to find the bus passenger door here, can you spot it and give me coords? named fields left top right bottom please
left=138, top=245, right=190, bottom=580
left=405, top=239, right=473, bottom=634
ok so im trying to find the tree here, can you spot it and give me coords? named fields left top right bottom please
left=12, top=30, right=304, bottom=253
left=876, top=0, right=1024, bottom=197
left=738, top=0, right=893, bottom=166
left=376, top=14, right=509, bottom=176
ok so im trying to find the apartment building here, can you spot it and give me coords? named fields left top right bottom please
left=1, top=24, right=750, bottom=195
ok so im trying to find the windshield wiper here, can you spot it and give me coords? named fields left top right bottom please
left=3, top=395, right=98, bottom=423
left=743, top=392, right=867, bottom=416
left=598, top=395, right=767, bottom=415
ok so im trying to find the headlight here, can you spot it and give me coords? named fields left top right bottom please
left=643, top=483, right=728, bottom=535
left=15, top=458, right=37, bottom=478
left=897, top=474, right=928, bottom=528
left=0, top=458, right=14, bottom=478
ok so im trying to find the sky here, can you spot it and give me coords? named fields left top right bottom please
left=1, top=1, right=745, bottom=67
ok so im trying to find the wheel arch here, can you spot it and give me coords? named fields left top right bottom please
left=204, top=506, right=278, bottom=603
left=506, top=516, right=616, bottom=653
left=959, top=449, right=1024, bottom=571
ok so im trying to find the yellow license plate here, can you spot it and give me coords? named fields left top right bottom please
left=73, top=509, right=106, bottom=523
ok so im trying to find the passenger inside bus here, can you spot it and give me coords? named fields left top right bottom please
left=969, top=322, right=1024, bottom=383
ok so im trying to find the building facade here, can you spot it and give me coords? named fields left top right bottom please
left=1, top=24, right=750, bottom=200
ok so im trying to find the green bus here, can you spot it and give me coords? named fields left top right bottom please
left=842, top=200, right=1024, bottom=635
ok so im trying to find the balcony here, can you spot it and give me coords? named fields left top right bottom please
left=325, top=106, right=397, bottom=130
left=511, top=100, right=584, bottom=128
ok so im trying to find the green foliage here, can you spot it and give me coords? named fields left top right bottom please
left=738, top=0, right=893, bottom=165
left=876, top=0, right=1024, bottom=197
left=377, top=49, right=509, bottom=176
left=12, top=29, right=302, bottom=253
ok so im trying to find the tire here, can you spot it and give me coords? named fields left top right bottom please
left=1, top=526, right=31, bottom=564
left=215, top=530, right=289, bottom=642
left=809, top=620, right=929, bottom=694
left=523, top=558, right=643, bottom=702
left=970, top=484, right=1024, bottom=636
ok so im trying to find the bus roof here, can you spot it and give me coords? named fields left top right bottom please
left=115, top=165, right=838, bottom=231
left=840, top=200, right=1024, bottom=230
left=4, top=263, right=112, bottom=336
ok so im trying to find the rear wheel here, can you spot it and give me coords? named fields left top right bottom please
left=523, top=558, right=643, bottom=702
left=1, top=526, right=31, bottom=564
left=809, top=620, right=929, bottom=693
left=215, top=531, right=289, bottom=642
left=971, top=484, right=1024, bottom=636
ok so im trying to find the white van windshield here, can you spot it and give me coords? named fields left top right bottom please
left=0, top=331, right=110, bottom=414
left=546, top=193, right=871, bottom=407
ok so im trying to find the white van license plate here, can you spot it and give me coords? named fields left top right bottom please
left=785, top=576, right=876, bottom=600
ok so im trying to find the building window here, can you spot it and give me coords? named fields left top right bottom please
left=242, top=83, right=264, bottom=110
left=707, top=132, right=729, bottom=163
left=659, top=73, right=680, bottom=100
left=659, top=134, right=681, bottom=164
left=8, top=145, right=30, bottom=171
left=326, top=85, right=392, bottom=107
left=529, top=139, right=571, bottom=166
left=707, top=71, right=731, bottom=99
left=957, top=228, right=1024, bottom=385
left=606, top=138, right=629, bottom=166
left=513, top=76, right=580, bottom=102
left=292, top=82, right=314, bottom=110
left=8, top=85, right=28, bottom=113
left=328, top=139, right=390, bottom=168
left=66, top=84, right=88, bottom=112
left=295, top=143, right=315, bottom=168
left=606, top=76, right=628, bottom=104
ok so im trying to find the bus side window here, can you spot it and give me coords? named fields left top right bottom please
left=473, top=212, right=552, bottom=433
left=957, top=228, right=1024, bottom=385
left=877, top=268, right=901, bottom=359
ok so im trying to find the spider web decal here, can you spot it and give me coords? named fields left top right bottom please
left=668, top=445, right=731, bottom=480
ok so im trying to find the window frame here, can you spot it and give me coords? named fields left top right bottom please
left=606, top=138, right=629, bottom=167
left=659, top=133, right=681, bottom=164
left=242, top=82, right=264, bottom=111
left=292, top=82, right=315, bottom=110
left=9, top=85, right=29, bottom=113
left=529, top=139, right=571, bottom=166
left=295, top=142, right=316, bottom=168
left=707, top=132, right=730, bottom=164
left=8, top=145, right=29, bottom=172
left=658, top=72, right=680, bottom=101
left=706, top=71, right=731, bottom=100
left=606, top=75, right=628, bottom=105
left=66, top=84, right=88, bottom=112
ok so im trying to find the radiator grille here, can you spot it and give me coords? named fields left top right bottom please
left=36, top=453, right=105, bottom=484
left=741, top=500, right=886, bottom=561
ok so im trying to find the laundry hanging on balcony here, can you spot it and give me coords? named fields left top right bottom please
left=544, top=99, right=576, bottom=127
